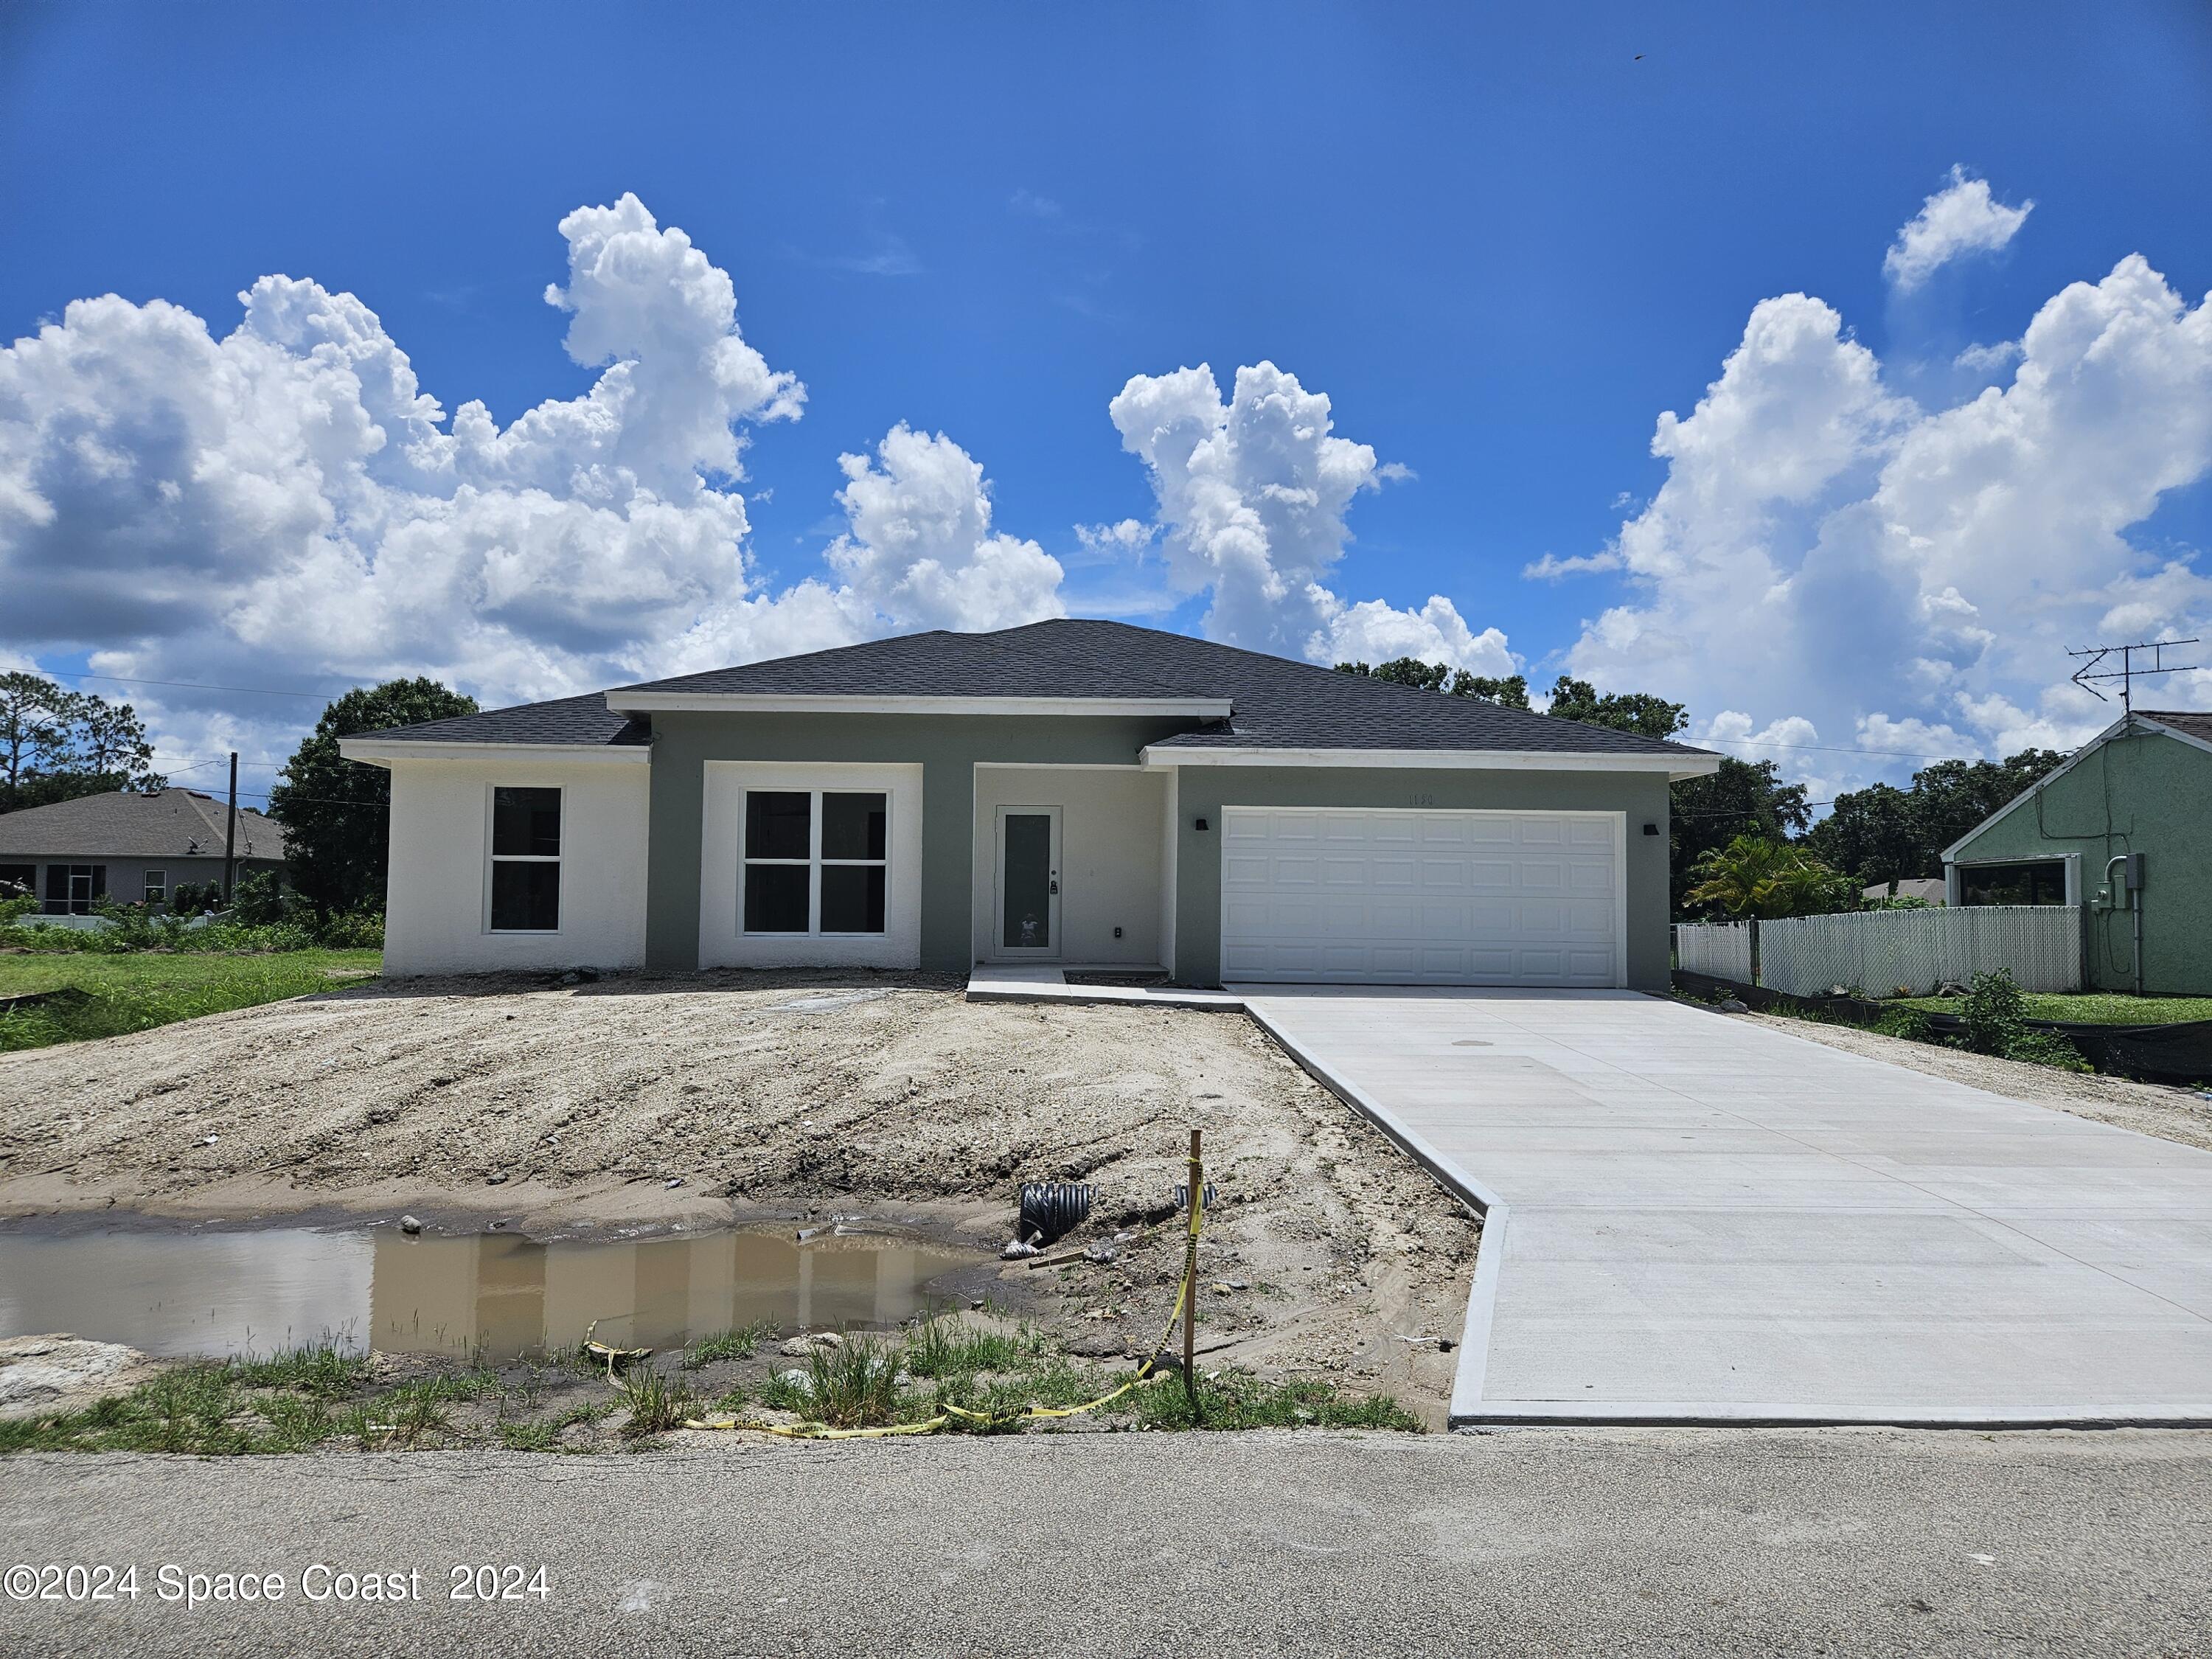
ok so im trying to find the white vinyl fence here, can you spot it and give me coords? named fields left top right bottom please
left=1674, top=921, right=1753, bottom=983
left=1677, top=906, right=2081, bottom=997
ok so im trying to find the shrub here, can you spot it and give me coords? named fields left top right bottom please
left=168, top=881, right=224, bottom=918
left=1961, top=969, right=2028, bottom=1057
left=2004, top=1030, right=2092, bottom=1072
left=316, top=908, right=385, bottom=950
left=1874, top=1008, right=1933, bottom=1043
left=230, top=870, right=296, bottom=927
left=91, top=900, right=192, bottom=950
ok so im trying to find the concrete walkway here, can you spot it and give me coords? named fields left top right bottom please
left=1228, top=988, right=2212, bottom=1427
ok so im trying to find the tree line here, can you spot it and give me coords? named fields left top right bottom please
left=0, top=672, right=165, bottom=812
left=5, top=652, right=2062, bottom=931
left=1334, top=658, right=2065, bottom=919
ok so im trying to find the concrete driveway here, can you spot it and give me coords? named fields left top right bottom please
left=1232, top=988, right=2212, bottom=1427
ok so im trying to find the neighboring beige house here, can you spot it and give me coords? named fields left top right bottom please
left=0, top=790, right=287, bottom=914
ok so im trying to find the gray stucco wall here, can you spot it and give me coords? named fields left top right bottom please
left=643, top=712, right=1189, bottom=971
left=1947, top=726, right=2212, bottom=995
left=1168, top=766, right=1675, bottom=990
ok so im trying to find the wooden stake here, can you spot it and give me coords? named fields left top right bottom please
left=1184, top=1127, right=1201, bottom=1415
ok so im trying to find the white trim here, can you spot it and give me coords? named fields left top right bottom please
left=973, top=761, right=1150, bottom=771
left=341, top=740, right=648, bottom=768
left=698, top=761, right=922, bottom=970
left=482, top=783, right=564, bottom=936
left=1141, top=744, right=1716, bottom=780
left=1216, top=804, right=1629, bottom=990
left=606, top=692, right=1231, bottom=718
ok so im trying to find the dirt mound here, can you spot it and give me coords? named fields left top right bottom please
left=0, top=970, right=1478, bottom=1419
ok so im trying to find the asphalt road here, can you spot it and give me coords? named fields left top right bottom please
left=4, top=1428, right=2208, bottom=1658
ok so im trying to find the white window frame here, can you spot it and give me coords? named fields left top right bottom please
left=484, top=784, right=564, bottom=935
left=740, top=787, right=891, bottom=938
left=144, top=868, right=167, bottom=905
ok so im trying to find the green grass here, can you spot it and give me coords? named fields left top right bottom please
left=615, top=1363, right=698, bottom=1439
left=802, top=1335, right=902, bottom=1427
left=1118, top=1370, right=1424, bottom=1433
left=0, top=948, right=380, bottom=1052
left=1894, top=992, right=2212, bottom=1026
left=900, top=1315, right=1045, bottom=1380
left=0, top=1323, right=1423, bottom=1457
left=681, top=1323, right=778, bottom=1368
left=230, top=1343, right=375, bottom=1399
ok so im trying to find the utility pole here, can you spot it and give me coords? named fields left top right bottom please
left=223, top=751, right=239, bottom=904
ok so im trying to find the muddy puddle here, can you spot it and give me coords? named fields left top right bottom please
left=0, top=1223, right=975, bottom=1360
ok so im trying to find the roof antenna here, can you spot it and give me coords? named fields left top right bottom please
left=2067, top=638, right=2200, bottom=714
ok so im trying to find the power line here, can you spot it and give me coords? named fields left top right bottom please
left=29, top=668, right=340, bottom=700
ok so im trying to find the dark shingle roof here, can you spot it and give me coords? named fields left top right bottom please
left=0, top=790, right=287, bottom=859
left=353, top=692, right=649, bottom=749
left=2141, top=709, right=2212, bottom=746
left=358, top=621, right=1711, bottom=759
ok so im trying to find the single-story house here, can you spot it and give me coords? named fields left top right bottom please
left=1943, top=708, right=2212, bottom=994
left=339, top=620, right=1719, bottom=987
left=0, top=789, right=287, bottom=914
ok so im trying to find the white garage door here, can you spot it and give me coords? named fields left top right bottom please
left=1220, top=807, right=1623, bottom=987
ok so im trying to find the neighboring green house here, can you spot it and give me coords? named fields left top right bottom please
left=1942, top=709, right=2212, bottom=995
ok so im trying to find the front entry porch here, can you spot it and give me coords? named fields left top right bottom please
left=970, top=765, right=1175, bottom=971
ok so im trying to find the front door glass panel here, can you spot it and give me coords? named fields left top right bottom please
left=1001, top=813, right=1053, bottom=950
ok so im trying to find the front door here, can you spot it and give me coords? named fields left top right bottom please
left=995, top=807, right=1062, bottom=959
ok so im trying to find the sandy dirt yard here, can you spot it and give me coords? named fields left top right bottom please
left=0, top=971, right=1477, bottom=1419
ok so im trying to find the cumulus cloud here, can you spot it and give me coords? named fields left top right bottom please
left=1107, top=359, right=1505, bottom=670
left=0, top=194, right=1078, bottom=772
left=1568, top=249, right=2212, bottom=790
left=1317, top=595, right=1515, bottom=675
left=1523, top=550, right=1624, bottom=581
left=823, top=425, right=1065, bottom=633
left=0, top=194, right=805, bottom=715
left=0, top=195, right=1520, bottom=773
left=1884, top=166, right=2033, bottom=291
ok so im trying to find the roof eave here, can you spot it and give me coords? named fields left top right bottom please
left=1138, top=744, right=1719, bottom=779
left=338, top=738, right=650, bottom=768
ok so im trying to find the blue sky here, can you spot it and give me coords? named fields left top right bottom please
left=3, top=1, right=2211, bottom=804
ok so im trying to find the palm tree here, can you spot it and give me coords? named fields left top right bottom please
left=1685, top=834, right=1855, bottom=920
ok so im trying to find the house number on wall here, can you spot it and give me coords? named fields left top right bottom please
left=1407, top=793, right=1437, bottom=807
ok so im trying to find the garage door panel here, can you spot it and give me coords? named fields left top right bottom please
left=1221, top=807, right=1621, bottom=987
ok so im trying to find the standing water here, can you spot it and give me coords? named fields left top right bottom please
left=0, top=1224, right=975, bottom=1360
